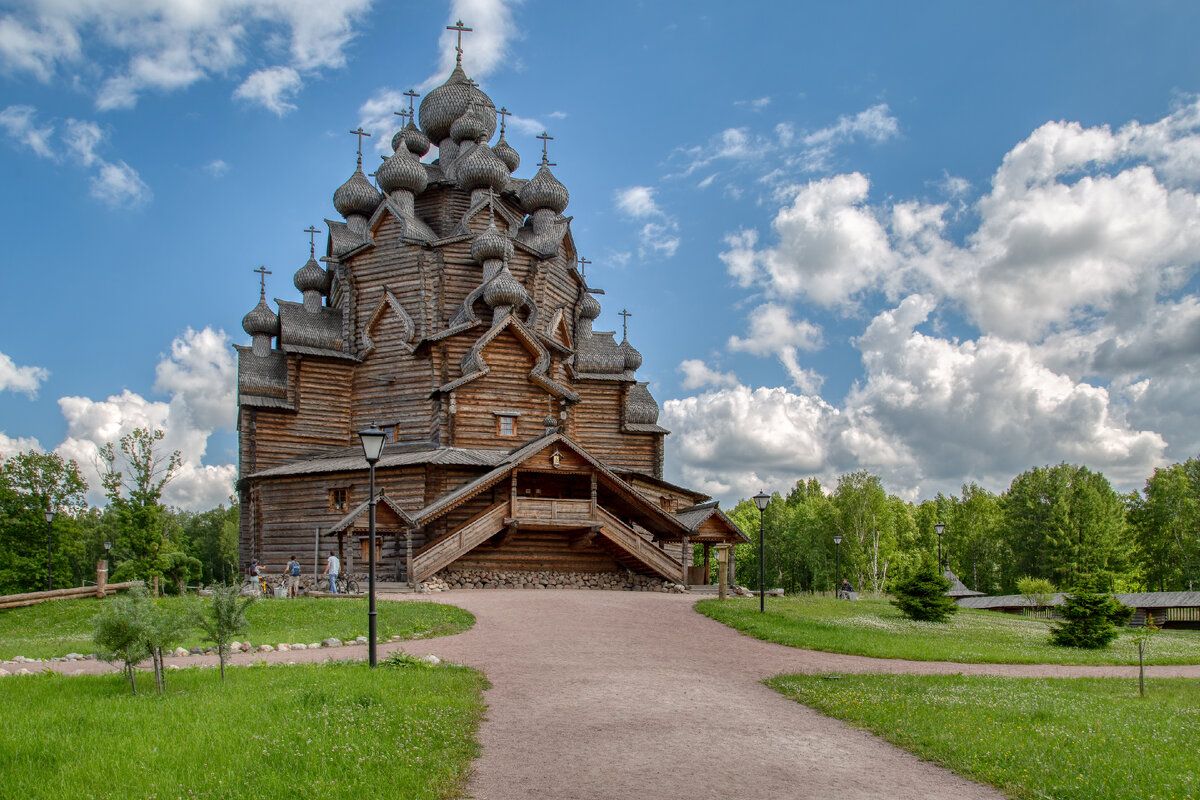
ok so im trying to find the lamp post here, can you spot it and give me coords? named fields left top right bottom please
left=358, top=422, right=387, bottom=668
left=44, top=507, right=56, bottom=591
left=833, top=534, right=843, bottom=599
left=753, top=491, right=770, bottom=613
left=934, top=522, right=946, bottom=572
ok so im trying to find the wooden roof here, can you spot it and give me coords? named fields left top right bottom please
left=957, top=591, right=1200, bottom=609
left=326, top=491, right=415, bottom=533
left=674, top=500, right=750, bottom=544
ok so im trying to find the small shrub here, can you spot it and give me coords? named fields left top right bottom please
left=93, top=586, right=154, bottom=694
left=891, top=555, right=957, bottom=622
left=383, top=650, right=434, bottom=669
left=1049, top=580, right=1133, bottom=649
left=1016, top=576, right=1056, bottom=611
left=199, top=583, right=254, bottom=683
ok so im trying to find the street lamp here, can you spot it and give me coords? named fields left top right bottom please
left=358, top=422, right=387, bottom=668
left=753, top=491, right=770, bottom=613
left=934, top=522, right=946, bottom=572
left=44, top=507, right=56, bottom=591
left=833, top=534, right=843, bottom=599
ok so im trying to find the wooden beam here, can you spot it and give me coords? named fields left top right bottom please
left=492, top=521, right=519, bottom=548
left=570, top=525, right=601, bottom=550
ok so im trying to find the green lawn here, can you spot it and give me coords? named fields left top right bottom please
left=2, top=660, right=487, bottom=800
left=770, top=673, right=1200, bottom=800
left=0, top=596, right=474, bottom=660
left=695, top=595, right=1200, bottom=665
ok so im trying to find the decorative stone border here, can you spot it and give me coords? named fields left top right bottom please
left=425, top=568, right=689, bottom=593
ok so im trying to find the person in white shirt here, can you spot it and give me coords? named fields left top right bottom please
left=322, top=552, right=340, bottom=593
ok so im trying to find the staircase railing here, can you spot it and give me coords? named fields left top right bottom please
left=410, top=501, right=509, bottom=581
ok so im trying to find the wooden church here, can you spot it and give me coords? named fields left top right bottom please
left=236, top=25, right=746, bottom=589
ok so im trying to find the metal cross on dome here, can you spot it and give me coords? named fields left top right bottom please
left=536, top=131, right=556, bottom=166
left=485, top=186, right=499, bottom=225
left=304, top=225, right=319, bottom=256
left=403, top=89, right=420, bottom=114
left=447, top=19, right=472, bottom=65
left=349, top=127, right=372, bottom=166
left=497, top=106, right=512, bottom=135
left=576, top=255, right=591, bottom=279
left=619, top=308, right=632, bottom=340
left=253, top=265, right=272, bottom=298
left=393, top=109, right=410, bottom=124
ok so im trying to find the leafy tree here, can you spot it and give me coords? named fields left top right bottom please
left=200, top=583, right=254, bottom=682
left=1001, top=463, right=1130, bottom=591
left=830, top=471, right=896, bottom=594
left=949, top=483, right=1003, bottom=593
left=175, top=502, right=240, bottom=584
left=1129, top=458, right=1200, bottom=591
left=1017, top=576, right=1056, bottom=613
left=145, top=599, right=197, bottom=693
left=891, top=553, right=958, bottom=622
left=1049, top=581, right=1133, bottom=649
left=100, top=427, right=182, bottom=581
left=0, top=451, right=89, bottom=593
left=1131, top=613, right=1161, bottom=697
left=93, top=586, right=154, bottom=694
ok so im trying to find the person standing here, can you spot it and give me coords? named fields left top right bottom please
left=284, top=555, right=301, bottom=598
left=322, top=551, right=340, bottom=594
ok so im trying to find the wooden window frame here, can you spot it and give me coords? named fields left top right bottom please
left=329, top=488, right=348, bottom=512
left=496, top=414, right=516, bottom=437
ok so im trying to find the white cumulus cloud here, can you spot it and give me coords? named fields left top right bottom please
left=0, top=351, right=49, bottom=397
left=234, top=66, right=303, bottom=115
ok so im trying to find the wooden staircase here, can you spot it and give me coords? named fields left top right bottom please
left=409, top=501, right=510, bottom=582
left=595, top=506, right=682, bottom=582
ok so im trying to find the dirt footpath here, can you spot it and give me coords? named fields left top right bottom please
left=20, top=590, right=1200, bottom=799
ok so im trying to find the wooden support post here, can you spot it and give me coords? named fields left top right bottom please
left=703, top=543, right=711, bottom=583
left=716, top=545, right=730, bottom=601
left=590, top=470, right=597, bottom=518
left=405, top=529, right=413, bottom=588
left=681, top=535, right=690, bottom=585
left=728, top=547, right=736, bottom=588
left=96, top=559, right=108, bottom=598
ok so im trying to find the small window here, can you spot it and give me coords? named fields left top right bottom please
left=330, top=489, right=348, bottom=511
left=497, top=415, right=516, bottom=436
left=659, top=496, right=676, bottom=513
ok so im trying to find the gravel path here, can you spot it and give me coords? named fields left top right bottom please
left=14, top=590, right=1200, bottom=799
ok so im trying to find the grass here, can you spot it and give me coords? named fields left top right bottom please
left=0, top=596, right=474, bottom=660
left=695, top=595, right=1200, bottom=665
left=0, top=660, right=487, bottom=800
left=770, top=673, right=1200, bottom=800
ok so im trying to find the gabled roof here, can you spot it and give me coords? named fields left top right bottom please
left=674, top=501, right=751, bottom=544
left=943, top=568, right=985, bottom=598
left=327, top=490, right=415, bottom=533
left=610, top=469, right=710, bottom=505
left=436, top=313, right=579, bottom=401
left=409, top=433, right=690, bottom=539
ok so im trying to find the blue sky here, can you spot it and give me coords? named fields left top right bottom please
left=2, top=0, right=1199, bottom=510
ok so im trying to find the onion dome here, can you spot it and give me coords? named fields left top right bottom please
left=293, top=254, right=330, bottom=294
left=471, top=221, right=514, bottom=264
left=519, top=164, right=569, bottom=214
left=457, top=142, right=509, bottom=192
left=542, top=413, right=557, bottom=434
left=493, top=133, right=519, bottom=173
left=450, top=103, right=488, bottom=144
left=484, top=264, right=527, bottom=309
left=619, top=338, right=643, bottom=372
left=242, top=296, right=279, bottom=337
left=625, top=383, right=660, bottom=425
left=377, top=151, right=428, bottom=195
left=579, top=291, right=601, bottom=321
left=396, top=121, right=430, bottom=158
left=333, top=165, right=380, bottom=218
left=419, top=64, right=496, bottom=143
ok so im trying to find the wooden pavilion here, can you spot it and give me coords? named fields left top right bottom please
left=234, top=28, right=746, bottom=588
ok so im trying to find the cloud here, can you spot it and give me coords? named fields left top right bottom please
left=674, top=98, right=1200, bottom=503
left=734, top=96, right=771, bottom=111
left=234, top=66, right=303, bottom=115
left=0, top=351, right=49, bottom=397
left=800, top=103, right=899, bottom=170
left=64, top=118, right=103, bottom=166
left=0, top=432, right=43, bottom=459
left=0, top=105, right=54, bottom=158
left=678, top=359, right=739, bottom=390
left=0, top=1, right=370, bottom=110
left=91, top=161, right=152, bottom=207
left=421, top=0, right=522, bottom=90
left=727, top=303, right=825, bottom=393
left=205, top=159, right=229, bottom=177
left=615, top=186, right=680, bottom=259
left=54, top=327, right=237, bottom=510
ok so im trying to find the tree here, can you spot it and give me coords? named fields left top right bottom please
left=93, top=586, right=154, bottom=694
left=144, top=598, right=197, bottom=693
left=1001, top=463, right=1130, bottom=590
left=1017, top=576, right=1056, bottom=614
left=891, top=553, right=958, bottom=622
left=0, top=450, right=89, bottom=593
left=830, top=471, right=895, bottom=594
left=1130, top=458, right=1200, bottom=591
left=100, top=428, right=182, bottom=581
left=1049, top=581, right=1133, bottom=649
left=200, top=583, right=254, bottom=682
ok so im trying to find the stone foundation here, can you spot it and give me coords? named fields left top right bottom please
left=424, top=568, right=688, bottom=593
